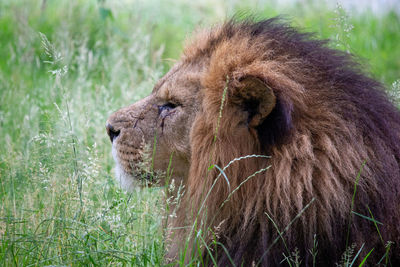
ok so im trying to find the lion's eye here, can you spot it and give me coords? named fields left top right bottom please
left=163, top=102, right=177, bottom=110
left=158, top=102, right=177, bottom=114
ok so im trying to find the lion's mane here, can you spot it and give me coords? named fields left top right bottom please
left=169, top=18, right=400, bottom=266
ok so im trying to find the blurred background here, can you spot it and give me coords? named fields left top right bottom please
left=0, top=0, right=399, bottom=266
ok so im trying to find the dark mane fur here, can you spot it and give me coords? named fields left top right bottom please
left=173, top=18, right=400, bottom=266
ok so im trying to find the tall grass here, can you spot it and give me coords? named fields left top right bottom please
left=0, top=0, right=399, bottom=265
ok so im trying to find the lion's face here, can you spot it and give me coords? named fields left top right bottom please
left=106, top=63, right=203, bottom=189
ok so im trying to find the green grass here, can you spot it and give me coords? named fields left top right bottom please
left=0, top=0, right=399, bottom=266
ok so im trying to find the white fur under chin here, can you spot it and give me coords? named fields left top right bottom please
left=112, top=145, right=139, bottom=192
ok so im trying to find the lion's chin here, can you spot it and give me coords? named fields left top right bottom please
left=112, top=145, right=139, bottom=191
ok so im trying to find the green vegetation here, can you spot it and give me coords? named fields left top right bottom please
left=0, top=0, right=399, bottom=265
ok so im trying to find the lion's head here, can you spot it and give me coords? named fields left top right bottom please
left=107, top=18, right=400, bottom=265
left=106, top=63, right=202, bottom=189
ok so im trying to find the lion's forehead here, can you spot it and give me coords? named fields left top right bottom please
left=155, top=64, right=204, bottom=102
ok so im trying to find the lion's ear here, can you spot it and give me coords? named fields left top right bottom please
left=231, top=76, right=276, bottom=127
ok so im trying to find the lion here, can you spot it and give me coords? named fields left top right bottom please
left=106, top=18, right=400, bottom=266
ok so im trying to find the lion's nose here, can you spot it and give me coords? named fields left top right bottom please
left=106, top=123, right=120, bottom=143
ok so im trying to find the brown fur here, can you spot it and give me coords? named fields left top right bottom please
left=107, top=18, right=400, bottom=266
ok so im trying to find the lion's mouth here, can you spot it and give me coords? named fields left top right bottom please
left=113, top=144, right=142, bottom=170
left=111, top=143, right=157, bottom=189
